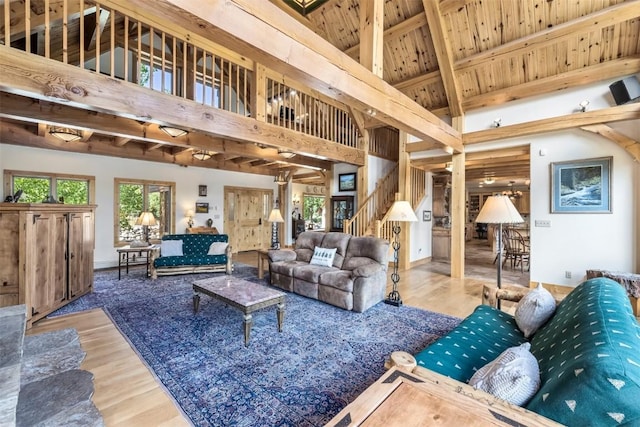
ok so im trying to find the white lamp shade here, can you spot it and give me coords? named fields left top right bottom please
left=268, top=208, right=285, bottom=223
left=186, top=209, right=195, bottom=217
left=135, top=211, right=157, bottom=226
left=475, top=195, right=524, bottom=224
left=387, top=200, right=418, bottom=222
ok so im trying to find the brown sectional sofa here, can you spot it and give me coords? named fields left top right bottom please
left=268, top=231, right=390, bottom=312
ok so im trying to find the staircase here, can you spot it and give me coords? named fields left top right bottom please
left=344, top=166, right=427, bottom=239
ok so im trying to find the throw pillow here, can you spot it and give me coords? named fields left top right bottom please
left=468, top=342, right=540, bottom=406
left=515, top=282, right=556, bottom=338
left=161, top=240, right=183, bottom=257
left=207, top=242, right=228, bottom=255
left=309, top=247, right=337, bottom=267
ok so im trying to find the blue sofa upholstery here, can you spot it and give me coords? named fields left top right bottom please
left=150, top=234, right=232, bottom=278
left=412, top=278, right=640, bottom=426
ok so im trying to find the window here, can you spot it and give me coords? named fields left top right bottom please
left=4, top=170, right=94, bottom=204
left=303, top=195, right=325, bottom=230
left=115, top=178, right=175, bottom=245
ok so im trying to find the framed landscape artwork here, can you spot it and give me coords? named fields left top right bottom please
left=195, top=202, right=209, bottom=214
left=338, top=173, right=356, bottom=192
left=550, top=157, right=612, bottom=213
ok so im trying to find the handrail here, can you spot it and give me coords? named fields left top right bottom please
left=375, top=166, right=426, bottom=241
left=343, top=165, right=398, bottom=236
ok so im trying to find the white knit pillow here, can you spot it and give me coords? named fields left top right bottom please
left=309, top=247, right=336, bottom=267
left=207, top=242, right=228, bottom=255
left=160, top=240, right=183, bottom=257
left=468, top=343, right=540, bottom=406
left=515, top=283, right=556, bottom=338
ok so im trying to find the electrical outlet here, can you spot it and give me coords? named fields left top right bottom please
left=565, top=271, right=572, bottom=279
left=535, top=219, right=551, bottom=227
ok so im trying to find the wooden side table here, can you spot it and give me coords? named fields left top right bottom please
left=117, top=245, right=157, bottom=279
left=326, top=367, right=561, bottom=427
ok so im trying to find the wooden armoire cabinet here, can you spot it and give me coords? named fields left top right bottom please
left=0, top=203, right=96, bottom=327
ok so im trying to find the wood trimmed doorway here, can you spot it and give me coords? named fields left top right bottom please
left=223, top=186, right=273, bottom=253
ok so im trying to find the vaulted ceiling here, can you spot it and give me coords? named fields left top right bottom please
left=1, top=0, right=639, bottom=187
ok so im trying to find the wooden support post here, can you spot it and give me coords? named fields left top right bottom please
left=450, top=116, right=465, bottom=278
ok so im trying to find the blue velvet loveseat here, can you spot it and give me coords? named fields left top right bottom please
left=406, top=278, right=640, bottom=426
left=150, top=233, right=232, bottom=279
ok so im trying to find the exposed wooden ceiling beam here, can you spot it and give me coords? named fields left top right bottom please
left=392, top=69, right=441, bottom=92
left=454, top=2, right=640, bottom=73
left=422, top=0, right=463, bottom=117
left=0, top=120, right=278, bottom=175
left=464, top=104, right=640, bottom=145
left=581, top=124, right=640, bottom=162
left=344, top=12, right=427, bottom=58
left=0, top=48, right=352, bottom=166
left=462, top=57, right=640, bottom=110
left=137, top=0, right=463, bottom=152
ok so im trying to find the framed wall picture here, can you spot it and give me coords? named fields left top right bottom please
left=195, top=202, right=209, bottom=214
left=550, top=157, right=612, bottom=213
left=198, top=185, right=207, bottom=197
left=423, top=210, right=432, bottom=221
left=338, top=173, right=356, bottom=192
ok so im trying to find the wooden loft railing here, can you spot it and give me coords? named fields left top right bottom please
left=0, top=0, right=359, bottom=147
left=343, top=165, right=398, bottom=236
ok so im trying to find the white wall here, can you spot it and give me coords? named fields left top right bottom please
left=465, top=75, right=640, bottom=287
left=409, top=173, right=433, bottom=262
left=0, top=145, right=277, bottom=269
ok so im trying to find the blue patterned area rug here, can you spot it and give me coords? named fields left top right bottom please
left=50, top=265, right=460, bottom=426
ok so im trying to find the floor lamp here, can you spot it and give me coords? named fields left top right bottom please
left=475, top=195, right=524, bottom=309
left=384, top=200, right=418, bottom=307
left=136, top=211, right=157, bottom=244
left=268, top=206, right=285, bottom=249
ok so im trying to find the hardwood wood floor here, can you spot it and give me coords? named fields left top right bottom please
left=25, top=241, right=559, bottom=426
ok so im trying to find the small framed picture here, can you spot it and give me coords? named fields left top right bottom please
left=423, top=210, right=431, bottom=221
left=550, top=157, right=612, bottom=213
left=338, top=173, right=356, bottom=192
left=195, top=202, right=209, bottom=213
left=198, top=185, right=207, bottom=197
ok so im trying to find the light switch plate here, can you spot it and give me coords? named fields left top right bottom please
left=535, top=219, right=551, bottom=227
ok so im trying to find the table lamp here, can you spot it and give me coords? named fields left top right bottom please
left=268, top=207, right=285, bottom=249
left=475, top=194, right=524, bottom=309
left=186, top=209, right=195, bottom=228
left=384, top=200, right=418, bottom=307
left=136, top=211, right=157, bottom=244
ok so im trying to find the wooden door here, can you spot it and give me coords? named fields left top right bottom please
left=25, top=212, right=66, bottom=320
left=68, top=211, right=95, bottom=299
left=224, top=187, right=272, bottom=252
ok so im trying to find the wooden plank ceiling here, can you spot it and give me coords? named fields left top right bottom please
left=1, top=0, right=638, bottom=186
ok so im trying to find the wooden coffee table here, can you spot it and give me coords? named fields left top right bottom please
left=192, top=276, right=286, bottom=346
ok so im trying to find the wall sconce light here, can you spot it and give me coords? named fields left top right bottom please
left=49, top=127, right=82, bottom=142
left=186, top=209, right=195, bottom=228
left=192, top=150, right=213, bottom=161
left=366, top=109, right=377, bottom=117
left=160, top=125, right=188, bottom=138
left=445, top=162, right=453, bottom=172
left=492, top=118, right=502, bottom=128
left=278, top=149, right=296, bottom=159
left=579, top=100, right=590, bottom=112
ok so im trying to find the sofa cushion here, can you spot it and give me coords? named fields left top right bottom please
left=414, top=305, right=527, bottom=383
left=515, top=283, right=556, bottom=338
left=526, top=278, right=640, bottom=426
left=343, top=236, right=389, bottom=271
left=293, top=232, right=325, bottom=263
left=318, top=232, right=351, bottom=268
left=319, top=270, right=353, bottom=292
left=310, top=247, right=337, bottom=267
left=153, top=254, right=227, bottom=267
left=293, top=264, right=338, bottom=283
left=160, top=240, right=183, bottom=257
left=469, top=342, right=540, bottom=406
left=270, top=260, right=308, bottom=277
